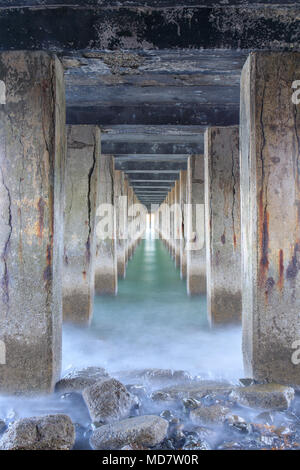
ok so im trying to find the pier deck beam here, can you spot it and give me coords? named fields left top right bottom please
left=186, top=155, right=206, bottom=295
left=63, top=125, right=100, bottom=325
left=95, top=155, right=118, bottom=295
left=0, top=51, right=65, bottom=393
left=205, top=126, right=241, bottom=326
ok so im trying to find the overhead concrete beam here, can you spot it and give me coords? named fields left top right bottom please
left=240, top=51, right=300, bottom=385
left=104, top=142, right=203, bottom=155
left=115, top=154, right=189, bottom=160
left=0, top=51, right=65, bottom=394
left=131, top=181, right=174, bottom=186
left=67, top=104, right=239, bottom=127
left=205, top=126, right=241, bottom=326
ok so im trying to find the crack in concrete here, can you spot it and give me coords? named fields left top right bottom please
left=231, top=146, right=237, bottom=247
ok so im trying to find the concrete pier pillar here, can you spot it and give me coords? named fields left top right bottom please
left=124, top=178, right=129, bottom=264
left=114, top=170, right=127, bottom=279
left=186, top=155, right=206, bottom=295
left=63, top=125, right=100, bottom=325
left=0, top=51, right=66, bottom=393
left=240, top=52, right=300, bottom=385
left=204, top=126, right=241, bottom=326
left=127, top=186, right=134, bottom=260
left=180, top=170, right=187, bottom=279
left=95, top=155, right=117, bottom=295
left=160, top=195, right=170, bottom=247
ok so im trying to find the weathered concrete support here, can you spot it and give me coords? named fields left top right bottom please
left=95, top=155, right=117, bottom=295
left=174, top=180, right=181, bottom=268
left=164, top=193, right=170, bottom=249
left=124, top=178, right=129, bottom=264
left=159, top=195, right=170, bottom=247
left=204, top=126, right=241, bottom=326
left=114, top=170, right=127, bottom=279
left=240, top=52, right=300, bottom=385
left=180, top=170, right=188, bottom=279
left=63, top=125, right=100, bottom=325
left=170, top=187, right=175, bottom=259
left=0, top=51, right=65, bottom=393
left=186, top=155, right=206, bottom=295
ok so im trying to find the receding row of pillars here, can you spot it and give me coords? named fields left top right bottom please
left=0, top=51, right=145, bottom=393
left=155, top=52, right=300, bottom=386
left=64, top=128, right=145, bottom=326
left=0, top=50, right=299, bottom=393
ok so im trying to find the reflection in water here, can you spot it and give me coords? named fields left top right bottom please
left=0, top=236, right=243, bottom=443
left=63, top=236, right=243, bottom=381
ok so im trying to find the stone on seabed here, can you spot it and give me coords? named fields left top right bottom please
left=230, top=384, right=295, bottom=410
left=83, top=378, right=135, bottom=424
left=55, top=366, right=109, bottom=393
left=0, top=414, right=75, bottom=450
left=190, top=404, right=231, bottom=425
left=90, top=415, right=168, bottom=450
left=151, top=380, right=233, bottom=402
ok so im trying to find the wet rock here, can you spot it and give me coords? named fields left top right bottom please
left=190, top=405, right=231, bottom=425
left=225, top=414, right=251, bottom=434
left=55, top=367, right=109, bottom=394
left=73, top=423, right=92, bottom=450
left=255, top=411, right=275, bottom=425
left=183, top=435, right=211, bottom=450
left=194, top=426, right=219, bottom=445
left=116, top=369, right=192, bottom=386
left=230, top=384, right=295, bottom=410
left=0, top=414, right=75, bottom=450
left=126, top=384, right=148, bottom=401
left=218, top=440, right=247, bottom=450
left=83, top=378, right=135, bottom=424
left=151, top=381, right=233, bottom=403
left=90, top=415, right=168, bottom=450
left=239, top=378, right=255, bottom=387
left=168, top=418, right=185, bottom=442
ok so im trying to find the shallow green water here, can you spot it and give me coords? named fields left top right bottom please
left=63, top=236, right=243, bottom=381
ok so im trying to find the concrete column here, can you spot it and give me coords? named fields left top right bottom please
left=186, top=155, right=206, bottom=295
left=123, top=178, right=129, bottom=264
left=63, top=126, right=100, bottom=325
left=95, top=155, right=117, bottom=295
left=204, top=126, right=241, bottom=326
left=180, top=170, right=188, bottom=279
left=240, top=52, right=300, bottom=385
left=132, top=193, right=139, bottom=252
left=0, top=51, right=65, bottom=393
left=170, top=187, right=175, bottom=259
left=174, top=180, right=181, bottom=268
left=114, top=170, right=126, bottom=279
